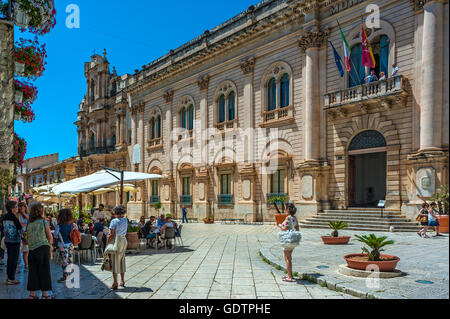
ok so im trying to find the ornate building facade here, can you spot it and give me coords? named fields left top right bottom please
left=77, top=0, right=449, bottom=221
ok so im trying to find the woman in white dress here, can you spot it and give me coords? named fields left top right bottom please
left=278, top=204, right=301, bottom=282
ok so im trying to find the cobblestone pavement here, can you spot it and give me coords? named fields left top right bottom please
left=260, top=229, right=449, bottom=299
left=0, top=223, right=356, bottom=299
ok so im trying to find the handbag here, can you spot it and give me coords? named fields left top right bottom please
left=104, top=232, right=119, bottom=255
left=101, top=253, right=112, bottom=271
left=278, top=230, right=302, bottom=248
left=416, top=215, right=427, bottom=223
left=70, top=224, right=82, bottom=246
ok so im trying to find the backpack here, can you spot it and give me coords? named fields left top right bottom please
left=70, top=223, right=82, bottom=246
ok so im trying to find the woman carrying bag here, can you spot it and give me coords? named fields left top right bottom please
left=277, top=204, right=301, bottom=282
left=103, top=206, right=128, bottom=290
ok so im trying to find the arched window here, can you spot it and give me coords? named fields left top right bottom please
left=90, top=80, right=95, bottom=102
left=349, top=44, right=364, bottom=87
left=150, top=117, right=155, bottom=140
left=110, top=81, right=117, bottom=97
left=348, top=130, right=386, bottom=151
left=218, top=94, right=226, bottom=123
left=156, top=115, right=161, bottom=138
left=187, top=104, right=194, bottom=131
left=280, top=74, right=290, bottom=108
left=349, top=35, right=390, bottom=87
left=267, top=78, right=276, bottom=111
left=180, top=107, right=186, bottom=129
left=227, top=92, right=235, bottom=121
left=90, top=133, right=95, bottom=150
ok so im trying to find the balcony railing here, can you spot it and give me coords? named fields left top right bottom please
left=324, top=75, right=406, bottom=109
left=261, top=105, right=294, bottom=127
left=147, top=137, right=163, bottom=149
left=180, top=195, right=192, bottom=205
left=266, top=193, right=288, bottom=204
left=217, top=194, right=233, bottom=205
left=215, top=119, right=238, bottom=131
left=80, top=145, right=116, bottom=157
left=149, top=195, right=160, bottom=204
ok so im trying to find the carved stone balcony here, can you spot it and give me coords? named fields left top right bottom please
left=215, top=119, right=238, bottom=131
left=260, top=105, right=294, bottom=128
left=147, top=137, right=163, bottom=151
left=324, top=76, right=408, bottom=117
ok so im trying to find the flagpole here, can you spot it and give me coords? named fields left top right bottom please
left=336, top=19, right=363, bottom=85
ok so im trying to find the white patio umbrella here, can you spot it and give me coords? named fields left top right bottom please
left=52, top=170, right=162, bottom=196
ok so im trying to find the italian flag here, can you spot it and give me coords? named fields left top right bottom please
left=339, top=26, right=351, bottom=72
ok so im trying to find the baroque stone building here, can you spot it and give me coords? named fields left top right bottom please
left=76, top=0, right=449, bottom=221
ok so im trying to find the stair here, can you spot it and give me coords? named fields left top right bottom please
left=300, top=209, right=422, bottom=232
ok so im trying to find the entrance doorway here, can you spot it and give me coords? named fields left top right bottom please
left=347, top=130, right=387, bottom=207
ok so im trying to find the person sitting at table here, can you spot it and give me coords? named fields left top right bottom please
left=137, top=216, right=146, bottom=239
left=93, top=204, right=105, bottom=222
left=143, top=216, right=158, bottom=248
left=157, top=214, right=166, bottom=229
left=160, top=216, right=176, bottom=249
left=93, top=218, right=106, bottom=250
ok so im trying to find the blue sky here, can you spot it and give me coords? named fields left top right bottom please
left=15, top=0, right=257, bottom=161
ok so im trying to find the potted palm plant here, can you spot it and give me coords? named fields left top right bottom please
left=126, top=224, right=140, bottom=250
left=344, top=234, right=399, bottom=272
left=268, top=194, right=289, bottom=225
left=321, top=221, right=351, bottom=244
left=431, top=185, right=449, bottom=233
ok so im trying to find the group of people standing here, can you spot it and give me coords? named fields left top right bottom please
left=417, top=202, right=443, bottom=238
left=0, top=199, right=129, bottom=298
left=364, top=63, right=399, bottom=83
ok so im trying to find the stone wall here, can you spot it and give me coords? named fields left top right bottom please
left=0, top=20, right=14, bottom=170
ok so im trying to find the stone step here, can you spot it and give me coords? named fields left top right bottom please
left=318, top=212, right=404, bottom=218
left=299, top=222, right=421, bottom=232
left=323, top=210, right=403, bottom=215
left=308, top=216, right=412, bottom=223
left=301, top=221, right=420, bottom=228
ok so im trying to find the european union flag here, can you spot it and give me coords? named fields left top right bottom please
left=329, top=41, right=344, bottom=77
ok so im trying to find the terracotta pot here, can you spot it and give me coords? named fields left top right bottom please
left=204, top=220, right=214, bottom=224
left=344, top=254, right=400, bottom=272
left=438, top=215, right=449, bottom=233
left=126, top=232, right=139, bottom=250
left=275, top=213, right=289, bottom=226
left=321, top=236, right=351, bottom=245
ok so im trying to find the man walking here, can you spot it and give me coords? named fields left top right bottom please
left=181, top=205, right=189, bottom=223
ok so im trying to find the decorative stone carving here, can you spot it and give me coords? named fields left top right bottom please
left=197, top=75, right=210, bottom=91
left=199, top=182, right=205, bottom=200
left=416, top=167, right=436, bottom=197
left=163, top=89, right=174, bottom=103
left=301, top=174, right=313, bottom=199
left=240, top=57, right=256, bottom=75
left=138, top=101, right=145, bottom=113
left=164, top=184, right=170, bottom=201
left=359, top=103, right=370, bottom=114
left=298, top=28, right=330, bottom=52
left=243, top=179, right=251, bottom=200
left=409, top=0, right=428, bottom=11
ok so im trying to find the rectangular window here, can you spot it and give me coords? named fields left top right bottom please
left=182, top=177, right=190, bottom=195
left=220, top=174, right=231, bottom=194
left=270, top=169, right=285, bottom=194
left=152, top=180, right=159, bottom=196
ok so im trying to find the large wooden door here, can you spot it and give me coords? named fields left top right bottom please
left=348, top=155, right=356, bottom=207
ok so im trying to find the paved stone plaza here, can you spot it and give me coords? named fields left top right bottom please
left=0, top=223, right=448, bottom=299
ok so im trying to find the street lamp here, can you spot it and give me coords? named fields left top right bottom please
left=104, top=167, right=124, bottom=206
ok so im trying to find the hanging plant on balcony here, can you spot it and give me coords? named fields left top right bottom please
left=13, top=0, right=56, bottom=36
left=9, top=133, right=27, bottom=167
left=14, top=37, right=47, bottom=79
left=14, top=103, right=36, bottom=123
left=14, top=79, right=38, bottom=103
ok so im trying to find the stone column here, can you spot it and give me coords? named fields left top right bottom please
left=115, top=115, right=120, bottom=147
left=132, top=105, right=137, bottom=145
left=85, top=128, right=90, bottom=150
left=197, top=76, right=210, bottom=166
left=120, top=113, right=125, bottom=145
left=139, top=103, right=145, bottom=172
left=241, top=57, right=256, bottom=164
left=419, top=0, right=444, bottom=152
left=96, top=120, right=101, bottom=149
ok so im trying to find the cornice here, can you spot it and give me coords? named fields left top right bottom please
left=298, top=27, right=330, bottom=52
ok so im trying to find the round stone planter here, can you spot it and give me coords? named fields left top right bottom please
left=321, top=236, right=351, bottom=245
left=203, top=220, right=214, bottom=224
left=338, top=264, right=403, bottom=278
left=126, top=232, right=139, bottom=250
left=344, top=254, right=400, bottom=272
left=275, top=213, right=289, bottom=226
